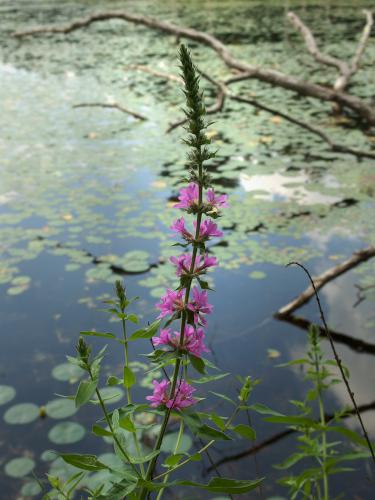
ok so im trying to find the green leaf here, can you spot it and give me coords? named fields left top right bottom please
left=75, top=379, right=97, bottom=408
left=197, top=424, right=231, bottom=441
left=191, top=373, right=229, bottom=384
left=126, top=314, right=139, bottom=324
left=119, top=416, right=136, bottom=433
left=123, top=366, right=136, bottom=388
left=163, top=454, right=185, bottom=467
left=60, top=454, right=109, bottom=472
left=188, top=354, right=206, bottom=374
left=141, top=476, right=263, bottom=493
left=80, top=331, right=116, bottom=339
left=107, top=376, right=121, bottom=386
left=249, top=403, right=283, bottom=416
left=92, top=424, right=112, bottom=437
left=264, top=415, right=317, bottom=427
left=232, top=424, right=256, bottom=440
left=210, top=413, right=226, bottom=431
left=210, top=392, right=236, bottom=406
left=129, top=319, right=161, bottom=341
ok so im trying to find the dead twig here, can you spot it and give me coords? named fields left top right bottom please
left=73, top=102, right=147, bottom=120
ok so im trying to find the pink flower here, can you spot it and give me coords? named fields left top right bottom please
left=187, top=286, right=213, bottom=325
left=146, top=379, right=197, bottom=410
left=174, top=183, right=199, bottom=209
left=152, top=325, right=209, bottom=357
left=206, top=188, right=228, bottom=209
left=156, top=288, right=185, bottom=319
left=170, top=217, right=194, bottom=241
left=170, top=253, right=218, bottom=276
left=198, top=219, right=223, bottom=240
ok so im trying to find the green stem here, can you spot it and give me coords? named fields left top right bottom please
left=313, top=350, right=328, bottom=500
left=156, top=419, right=185, bottom=500
left=138, top=157, right=204, bottom=500
left=154, top=406, right=240, bottom=481
left=88, top=368, right=141, bottom=479
left=121, top=315, right=145, bottom=476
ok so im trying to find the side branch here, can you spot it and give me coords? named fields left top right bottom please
left=73, top=102, right=147, bottom=120
left=12, top=10, right=375, bottom=124
left=287, top=11, right=347, bottom=74
left=276, top=246, right=375, bottom=317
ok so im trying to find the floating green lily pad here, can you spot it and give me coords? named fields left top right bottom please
left=45, top=398, right=77, bottom=419
left=41, top=450, right=58, bottom=462
left=93, top=387, right=124, bottom=405
left=249, top=271, right=266, bottom=280
left=3, top=403, right=40, bottom=424
left=21, top=480, right=42, bottom=496
left=0, top=385, right=16, bottom=406
left=120, top=250, right=150, bottom=272
left=52, top=363, right=84, bottom=383
left=160, top=432, right=192, bottom=453
left=4, top=457, right=35, bottom=478
left=7, top=285, right=29, bottom=295
left=48, top=421, right=85, bottom=444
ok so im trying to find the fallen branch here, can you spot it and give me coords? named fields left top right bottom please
left=12, top=10, right=375, bottom=124
left=73, top=102, right=147, bottom=120
left=208, top=399, right=375, bottom=471
left=276, top=246, right=375, bottom=317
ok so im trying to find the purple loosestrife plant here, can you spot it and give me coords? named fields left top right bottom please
left=46, top=46, right=263, bottom=500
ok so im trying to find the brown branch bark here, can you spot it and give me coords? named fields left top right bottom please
left=288, top=10, right=373, bottom=93
left=12, top=10, right=375, bottom=124
left=287, top=11, right=348, bottom=74
left=73, top=102, right=147, bottom=120
left=208, top=399, right=375, bottom=471
left=276, top=246, right=375, bottom=317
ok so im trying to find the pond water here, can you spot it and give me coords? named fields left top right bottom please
left=0, top=0, right=375, bottom=498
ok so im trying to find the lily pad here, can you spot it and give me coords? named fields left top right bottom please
left=21, top=480, right=42, bottom=496
left=45, top=398, right=77, bottom=419
left=93, top=387, right=124, bottom=405
left=120, top=250, right=150, bottom=272
left=7, top=285, right=29, bottom=295
left=48, top=421, right=85, bottom=444
left=0, top=385, right=16, bottom=406
left=4, top=457, right=35, bottom=478
left=249, top=271, right=266, bottom=280
left=52, top=363, right=84, bottom=383
left=41, top=450, right=58, bottom=462
left=3, top=403, right=40, bottom=424
left=160, top=432, right=192, bottom=453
